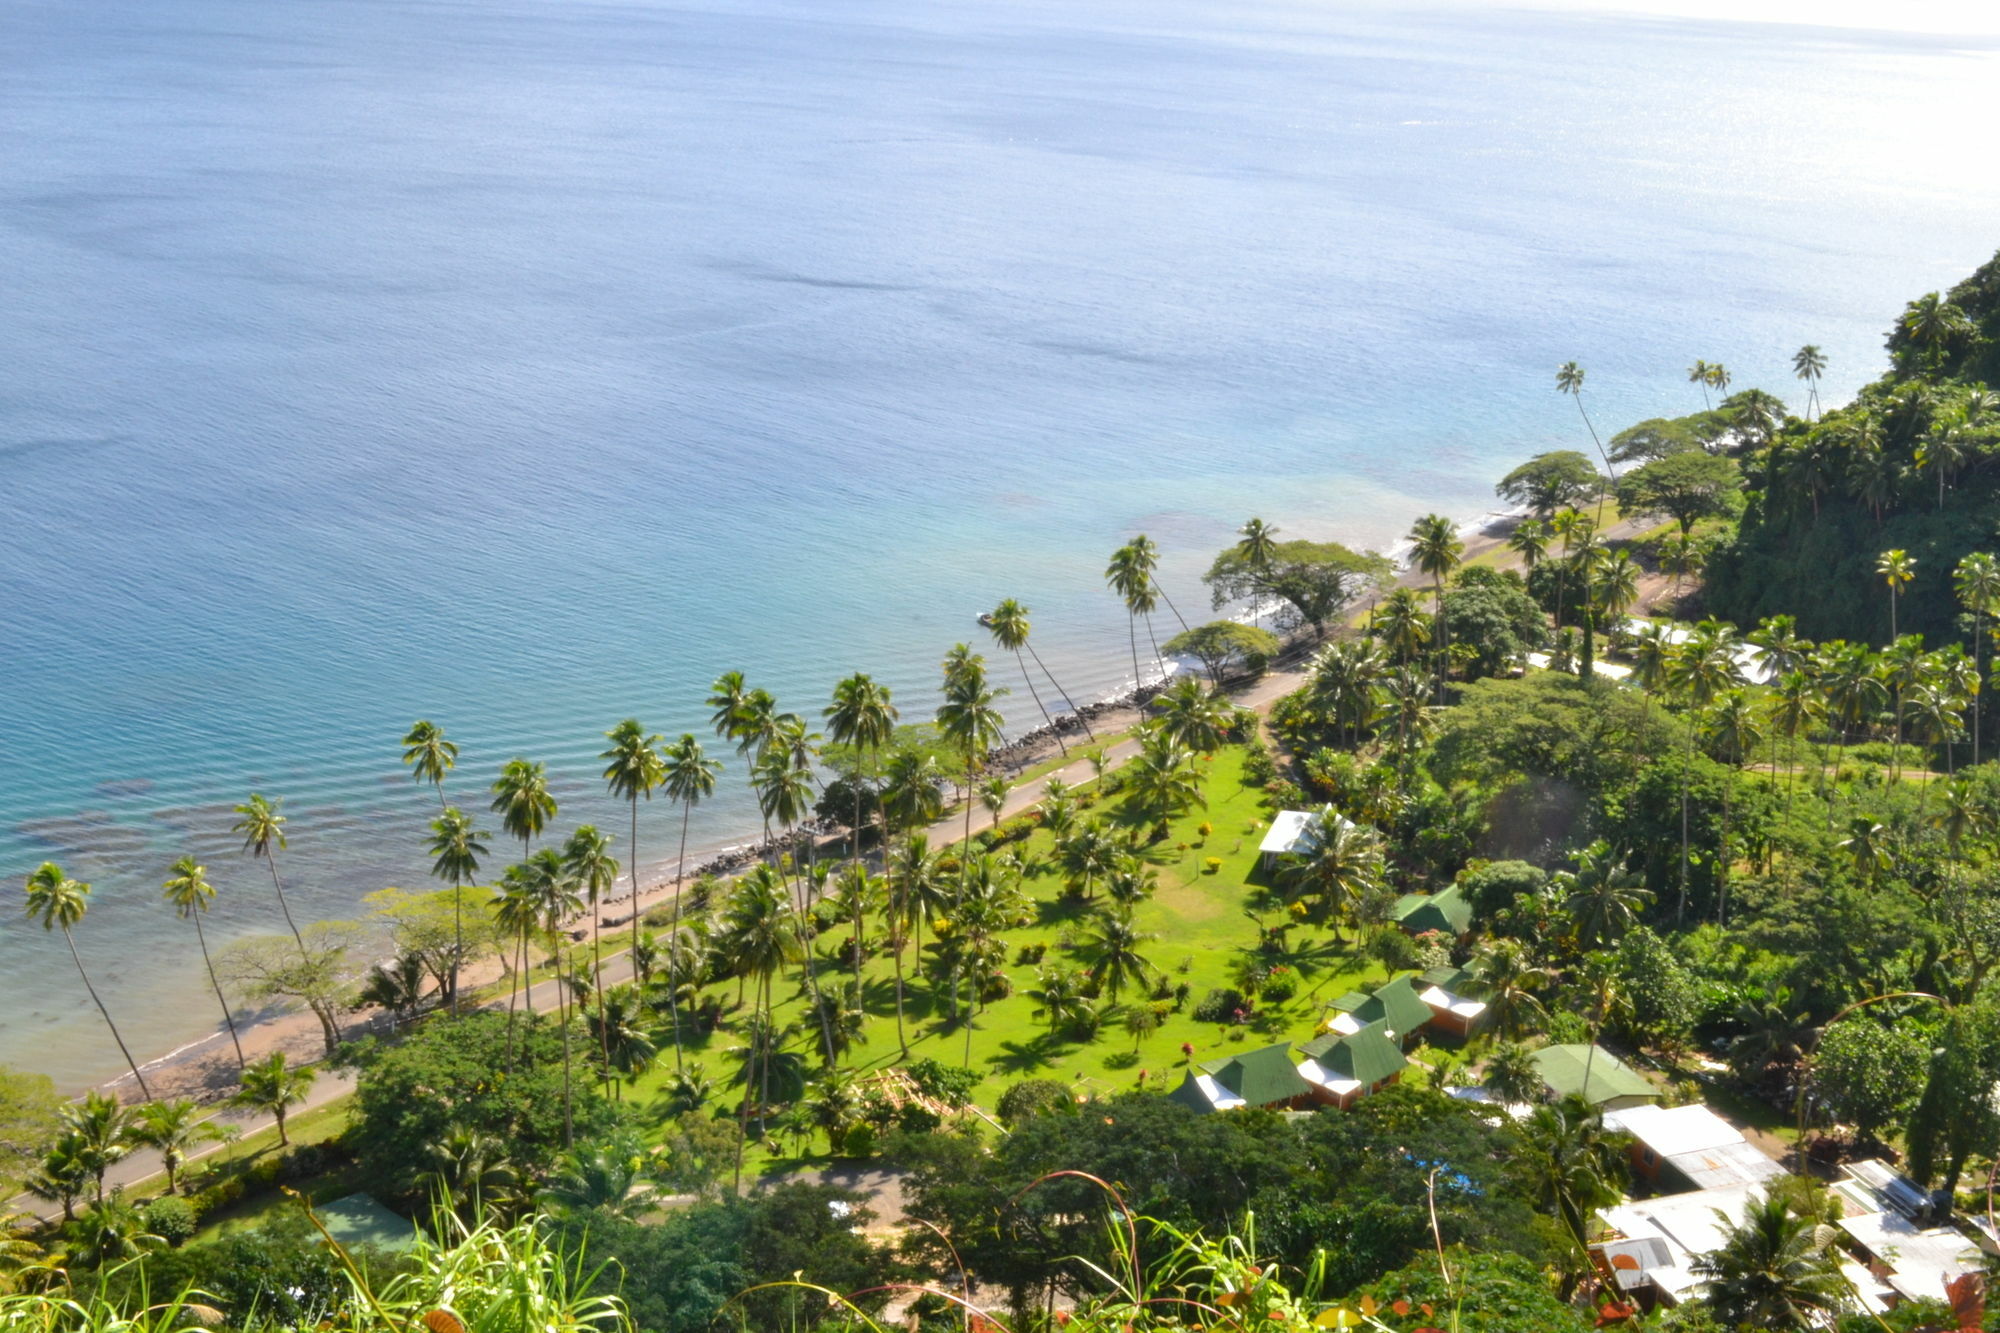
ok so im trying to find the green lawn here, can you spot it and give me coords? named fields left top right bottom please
left=622, top=745, right=1382, bottom=1170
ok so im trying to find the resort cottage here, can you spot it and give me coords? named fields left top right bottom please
left=1167, top=1043, right=1319, bottom=1114
left=1295, top=1025, right=1408, bottom=1109
left=1391, top=885, right=1474, bottom=939
left=1529, top=1043, right=1659, bottom=1110
left=1258, top=807, right=1353, bottom=873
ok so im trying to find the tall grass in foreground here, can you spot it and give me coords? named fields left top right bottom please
left=0, top=1208, right=629, bottom=1333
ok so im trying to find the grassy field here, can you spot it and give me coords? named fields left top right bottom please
left=621, top=744, right=1386, bottom=1171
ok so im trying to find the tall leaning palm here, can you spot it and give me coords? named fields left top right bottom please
left=232, top=793, right=307, bottom=957
left=1126, top=533, right=1191, bottom=635
left=1407, top=513, right=1463, bottom=703
left=162, top=856, right=245, bottom=1068
left=24, top=864, right=152, bottom=1099
left=600, top=720, right=663, bottom=972
left=1557, top=361, right=1615, bottom=525
left=1106, top=543, right=1162, bottom=688
left=427, top=806, right=489, bottom=1015
left=983, top=602, right=1069, bottom=755
left=401, top=720, right=458, bottom=809
left=824, top=673, right=901, bottom=850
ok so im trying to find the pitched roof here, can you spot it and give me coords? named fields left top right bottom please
left=1259, top=806, right=1354, bottom=858
left=1198, top=1043, right=1313, bottom=1108
left=1299, top=1023, right=1408, bottom=1092
left=1392, top=885, right=1473, bottom=935
left=1421, top=965, right=1473, bottom=993
left=1530, top=1043, right=1658, bottom=1105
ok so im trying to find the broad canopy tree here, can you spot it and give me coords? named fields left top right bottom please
left=1495, top=451, right=1603, bottom=519
left=1614, top=450, right=1742, bottom=535
left=1203, top=538, right=1391, bottom=638
left=1161, top=620, right=1281, bottom=684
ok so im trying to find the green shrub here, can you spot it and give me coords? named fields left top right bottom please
left=1191, top=988, right=1248, bottom=1024
left=996, top=1078, right=1076, bottom=1127
left=905, top=1059, right=978, bottom=1108
left=1260, top=969, right=1298, bottom=1004
left=142, top=1195, right=197, bottom=1246
left=1203, top=856, right=1222, bottom=874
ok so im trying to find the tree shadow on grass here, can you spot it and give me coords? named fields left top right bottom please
left=988, top=1033, right=1068, bottom=1075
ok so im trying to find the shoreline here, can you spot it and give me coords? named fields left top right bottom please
left=83, top=505, right=1536, bottom=1107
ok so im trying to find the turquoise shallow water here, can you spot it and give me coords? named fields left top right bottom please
left=2, top=0, right=1998, bottom=1088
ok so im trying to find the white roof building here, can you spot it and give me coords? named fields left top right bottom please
left=1603, top=1103, right=1787, bottom=1192
left=1598, top=1183, right=1765, bottom=1305
left=1258, top=807, right=1353, bottom=870
left=1622, top=618, right=1776, bottom=685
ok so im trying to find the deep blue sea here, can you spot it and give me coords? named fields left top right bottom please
left=3, top=0, right=1998, bottom=1088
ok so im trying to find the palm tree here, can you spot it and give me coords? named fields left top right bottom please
left=1692, top=1192, right=1845, bottom=1331
left=587, top=986, right=659, bottom=1095
left=401, top=720, right=458, bottom=808
left=1561, top=841, right=1649, bottom=950
left=161, top=855, right=245, bottom=1068
left=540, top=1132, right=653, bottom=1219
left=1127, top=532, right=1191, bottom=634
left=660, top=733, right=722, bottom=954
left=526, top=846, right=584, bottom=1144
left=1370, top=587, right=1431, bottom=667
left=1768, top=671, right=1823, bottom=826
left=984, top=600, right=1069, bottom=755
left=881, top=763, right=946, bottom=1054
left=1506, top=518, right=1550, bottom=571
left=492, top=864, right=542, bottom=1049
left=1519, top=1096, right=1626, bottom=1255
left=1689, top=359, right=1714, bottom=410
left=1900, top=292, right=1973, bottom=369
left=1079, top=906, right=1157, bottom=1001
left=1877, top=549, right=1916, bottom=640
left=1792, top=345, right=1827, bottom=421
left=748, top=740, right=838, bottom=1066
left=1659, top=533, right=1702, bottom=597
left=1280, top=814, right=1386, bottom=939
left=1154, top=674, right=1234, bottom=753
left=1956, top=552, right=2000, bottom=764
left=231, top=793, right=307, bottom=957
left=1106, top=542, right=1163, bottom=686
left=130, top=1098, right=223, bottom=1195
left=1556, top=362, right=1615, bottom=524
left=1407, top=512, right=1463, bottom=702
left=1470, top=939, right=1548, bottom=1040
left=1702, top=689, right=1765, bottom=925
left=23, top=864, right=151, bottom=1099
left=936, top=649, right=1006, bottom=867
left=824, top=672, right=901, bottom=849
left=232, top=1051, right=315, bottom=1147
left=1236, top=518, right=1280, bottom=629
left=1122, top=728, right=1205, bottom=839
left=63, top=1092, right=134, bottom=1205
left=721, top=866, right=802, bottom=1179
left=563, top=824, right=620, bottom=1086
left=1706, top=361, right=1732, bottom=402
left=1668, top=621, right=1745, bottom=922
left=600, top=720, right=664, bottom=970
left=490, top=759, right=557, bottom=867
left=428, top=806, right=489, bottom=1015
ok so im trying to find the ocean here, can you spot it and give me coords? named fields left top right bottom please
left=2, top=0, right=1997, bottom=1089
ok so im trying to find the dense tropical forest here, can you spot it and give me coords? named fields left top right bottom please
left=9, top=252, right=2000, bottom=1333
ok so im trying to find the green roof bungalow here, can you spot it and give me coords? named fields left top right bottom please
left=1167, top=1042, right=1317, bottom=1114
left=1392, top=885, right=1474, bottom=939
left=1324, top=976, right=1434, bottom=1046
left=1416, top=966, right=1489, bottom=1039
left=1530, top=1043, right=1659, bottom=1110
left=1297, top=1024, right=1408, bottom=1109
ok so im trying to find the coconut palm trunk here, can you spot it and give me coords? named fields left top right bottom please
left=1026, top=640, right=1095, bottom=741
left=63, top=925, right=151, bottom=1100
left=668, top=798, right=695, bottom=1071
left=1013, top=648, right=1065, bottom=755
left=191, top=907, right=246, bottom=1068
